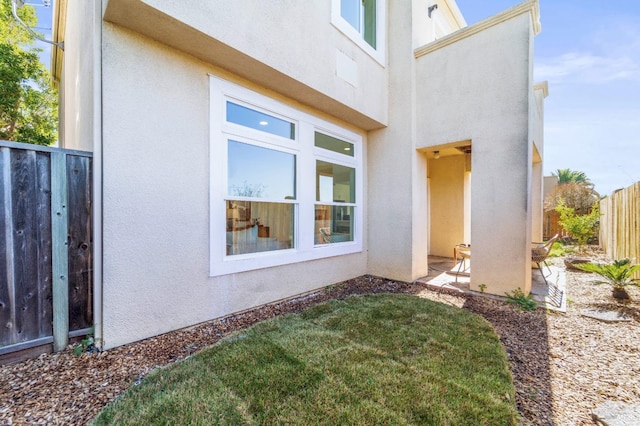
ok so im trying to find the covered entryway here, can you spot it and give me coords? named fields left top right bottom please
left=414, top=1, right=546, bottom=297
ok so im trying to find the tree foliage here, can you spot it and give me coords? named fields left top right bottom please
left=552, top=168, right=590, bottom=185
left=544, top=181, right=599, bottom=214
left=555, top=199, right=599, bottom=252
left=545, top=168, right=599, bottom=214
left=0, top=0, right=57, bottom=146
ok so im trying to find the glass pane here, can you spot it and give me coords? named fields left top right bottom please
left=363, top=0, right=376, bottom=48
left=227, top=102, right=295, bottom=140
left=315, top=205, right=354, bottom=244
left=315, top=132, right=354, bottom=157
left=228, top=140, right=296, bottom=200
left=226, top=201, right=294, bottom=255
left=340, top=0, right=360, bottom=32
left=316, top=160, right=355, bottom=203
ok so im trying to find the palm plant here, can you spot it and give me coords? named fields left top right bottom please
left=553, top=168, right=590, bottom=185
left=576, top=259, right=640, bottom=300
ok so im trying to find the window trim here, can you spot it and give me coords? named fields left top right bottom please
left=331, top=0, right=386, bottom=66
left=210, top=76, right=363, bottom=277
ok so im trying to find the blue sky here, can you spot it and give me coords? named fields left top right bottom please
left=456, top=0, right=640, bottom=196
left=33, top=1, right=639, bottom=195
left=32, top=0, right=52, bottom=68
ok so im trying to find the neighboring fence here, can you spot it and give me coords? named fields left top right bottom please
left=543, top=210, right=563, bottom=240
left=0, top=140, right=92, bottom=360
left=600, top=181, right=640, bottom=278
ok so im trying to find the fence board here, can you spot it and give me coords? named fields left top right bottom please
left=51, top=152, right=69, bottom=352
left=35, top=153, right=53, bottom=338
left=600, top=181, right=640, bottom=279
left=0, top=141, right=92, bottom=356
left=67, top=155, right=92, bottom=331
left=11, top=149, right=41, bottom=344
left=0, top=148, right=12, bottom=346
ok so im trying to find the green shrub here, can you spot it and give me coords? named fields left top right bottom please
left=555, top=199, right=599, bottom=252
left=576, top=259, right=640, bottom=299
left=504, top=288, right=537, bottom=311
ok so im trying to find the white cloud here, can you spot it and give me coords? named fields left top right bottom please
left=535, top=52, right=640, bottom=84
left=535, top=22, right=640, bottom=84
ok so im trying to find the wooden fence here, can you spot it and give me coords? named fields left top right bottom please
left=600, top=181, right=640, bottom=278
left=544, top=210, right=563, bottom=240
left=0, top=140, right=92, bottom=360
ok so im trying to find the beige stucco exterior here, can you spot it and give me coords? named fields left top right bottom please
left=414, top=2, right=545, bottom=295
left=52, top=0, right=547, bottom=349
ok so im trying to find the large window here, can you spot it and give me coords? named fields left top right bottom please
left=226, top=140, right=296, bottom=255
left=331, top=0, right=385, bottom=64
left=210, top=77, right=363, bottom=276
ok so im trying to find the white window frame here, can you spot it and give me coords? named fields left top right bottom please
left=331, top=0, right=386, bottom=66
left=210, top=76, right=363, bottom=276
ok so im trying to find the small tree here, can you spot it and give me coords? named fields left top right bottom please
left=555, top=199, right=599, bottom=252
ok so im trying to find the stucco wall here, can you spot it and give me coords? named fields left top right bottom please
left=415, top=12, right=536, bottom=295
left=100, top=25, right=368, bottom=349
left=368, top=1, right=419, bottom=282
left=412, top=0, right=466, bottom=48
left=428, top=156, right=466, bottom=257
left=103, top=0, right=387, bottom=131
left=58, top=1, right=99, bottom=152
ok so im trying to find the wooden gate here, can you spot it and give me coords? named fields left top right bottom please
left=0, top=140, right=92, bottom=361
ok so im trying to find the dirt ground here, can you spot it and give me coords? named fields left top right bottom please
left=1, top=247, right=638, bottom=425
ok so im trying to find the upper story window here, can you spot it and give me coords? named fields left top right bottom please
left=332, top=0, right=386, bottom=65
left=340, top=0, right=376, bottom=48
left=210, top=76, right=363, bottom=276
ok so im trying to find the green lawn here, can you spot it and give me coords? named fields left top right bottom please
left=92, top=294, right=517, bottom=425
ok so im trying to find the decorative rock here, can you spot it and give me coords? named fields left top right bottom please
left=581, top=309, right=632, bottom=323
left=592, top=401, right=640, bottom=426
left=564, top=257, right=591, bottom=271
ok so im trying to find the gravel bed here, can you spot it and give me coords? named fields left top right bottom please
left=1, top=248, right=638, bottom=425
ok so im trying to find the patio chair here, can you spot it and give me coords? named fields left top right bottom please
left=453, top=243, right=471, bottom=282
left=531, top=234, right=559, bottom=285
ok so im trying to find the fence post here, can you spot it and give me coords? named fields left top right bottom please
left=51, top=152, right=69, bottom=352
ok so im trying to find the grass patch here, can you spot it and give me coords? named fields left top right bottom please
left=92, top=294, right=517, bottom=425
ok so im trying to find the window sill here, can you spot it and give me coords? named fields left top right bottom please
left=210, top=243, right=362, bottom=277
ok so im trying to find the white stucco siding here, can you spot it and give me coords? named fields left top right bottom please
left=100, top=25, right=367, bottom=349
left=102, top=0, right=387, bottom=130
left=58, top=1, right=100, bottom=152
left=367, top=0, right=429, bottom=283
left=414, top=11, right=536, bottom=295
left=416, top=13, right=532, bottom=147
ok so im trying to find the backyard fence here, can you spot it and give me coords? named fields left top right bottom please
left=543, top=210, right=563, bottom=240
left=0, top=140, right=92, bottom=361
left=600, top=181, right=640, bottom=278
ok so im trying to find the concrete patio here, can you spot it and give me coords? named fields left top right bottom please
left=415, top=256, right=566, bottom=312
